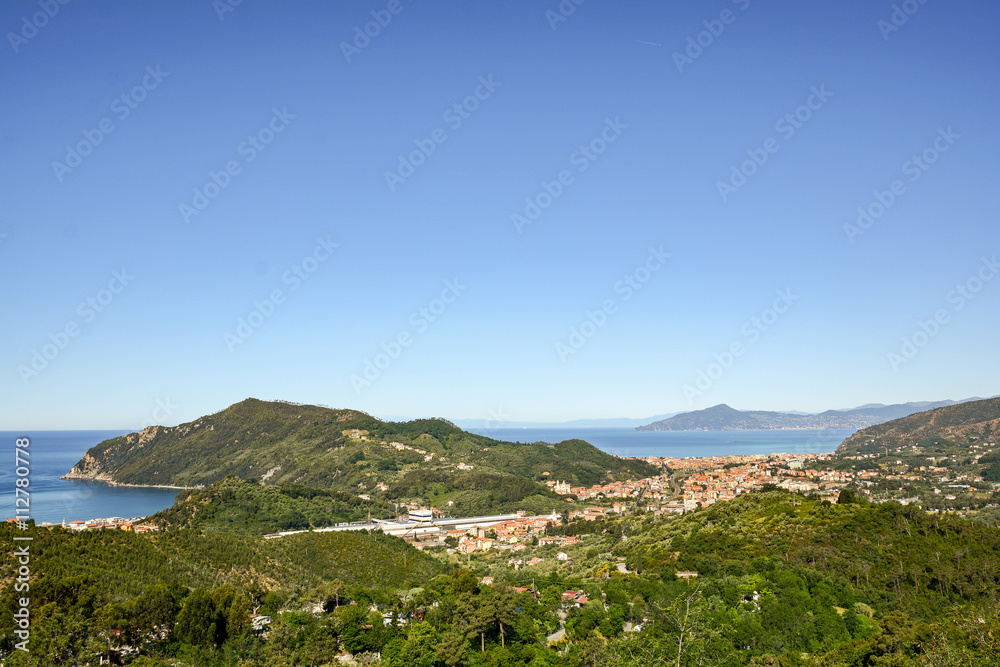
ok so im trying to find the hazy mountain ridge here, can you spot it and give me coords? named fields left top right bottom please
left=450, top=413, right=683, bottom=429
left=836, top=396, right=1000, bottom=455
left=635, top=398, right=988, bottom=431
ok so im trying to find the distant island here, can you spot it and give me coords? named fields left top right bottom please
left=635, top=399, right=989, bottom=431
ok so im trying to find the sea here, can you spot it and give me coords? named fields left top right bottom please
left=465, top=426, right=854, bottom=459
left=0, top=427, right=855, bottom=524
left=0, top=430, right=181, bottom=525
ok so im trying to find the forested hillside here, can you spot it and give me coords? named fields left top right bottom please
left=4, top=488, right=1000, bottom=665
left=64, top=399, right=656, bottom=498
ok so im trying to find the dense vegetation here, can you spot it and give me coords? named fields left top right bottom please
left=150, top=477, right=395, bottom=535
left=386, top=469, right=570, bottom=517
left=620, top=490, right=1000, bottom=620
left=0, top=521, right=444, bottom=665
left=4, top=488, right=999, bottom=665
left=0, top=522, right=441, bottom=601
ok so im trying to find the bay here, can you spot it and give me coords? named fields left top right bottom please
left=0, top=430, right=181, bottom=525
left=466, top=426, right=855, bottom=459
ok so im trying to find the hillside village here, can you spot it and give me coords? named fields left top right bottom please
left=37, top=437, right=998, bottom=542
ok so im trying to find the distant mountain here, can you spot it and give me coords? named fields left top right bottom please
left=451, top=413, right=683, bottom=430
left=836, top=396, right=1000, bottom=455
left=816, top=399, right=986, bottom=423
left=635, top=399, right=989, bottom=431
left=635, top=404, right=764, bottom=431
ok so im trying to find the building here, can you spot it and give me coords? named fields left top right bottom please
left=409, top=509, right=434, bottom=523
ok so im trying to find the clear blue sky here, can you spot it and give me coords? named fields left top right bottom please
left=2, top=0, right=998, bottom=430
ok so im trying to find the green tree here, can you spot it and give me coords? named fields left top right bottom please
left=383, top=621, right=439, bottom=667
left=435, top=630, right=470, bottom=667
left=173, top=588, right=219, bottom=647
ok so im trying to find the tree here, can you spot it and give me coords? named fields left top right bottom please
left=455, top=593, right=489, bottom=652
left=490, top=588, right=519, bottom=648
left=337, top=603, right=380, bottom=654
left=653, top=585, right=728, bottom=667
left=382, top=621, right=439, bottom=667
left=226, top=591, right=252, bottom=638
left=321, top=578, right=347, bottom=611
left=540, top=585, right=563, bottom=612
left=304, top=616, right=341, bottom=664
left=435, top=630, right=470, bottom=667
left=135, top=581, right=185, bottom=645
left=173, top=588, right=219, bottom=647
left=838, top=488, right=860, bottom=505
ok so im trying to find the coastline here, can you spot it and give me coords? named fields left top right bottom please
left=59, top=474, right=200, bottom=491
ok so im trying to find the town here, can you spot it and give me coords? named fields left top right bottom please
left=11, top=516, right=160, bottom=533
left=24, top=438, right=997, bottom=542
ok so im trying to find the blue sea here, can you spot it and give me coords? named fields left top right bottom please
left=465, top=427, right=854, bottom=460
left=0, top=430, right=182, bottom=525
left=0, top=427, right=854, bottom=524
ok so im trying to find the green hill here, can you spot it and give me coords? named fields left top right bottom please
left=63, top=398, right=656, bottom=508
left=0, top=520, right=442, bottom=602
left=148, top=476, right=396, bottom=535
left=619, top=489, right=1000, bottom=616
left=601, top=489, right=1000, bottom=664
left=836, top=395, right=1000, bottom=455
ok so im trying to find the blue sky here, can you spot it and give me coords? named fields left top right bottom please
left=2, top=0, right=998, bottom=430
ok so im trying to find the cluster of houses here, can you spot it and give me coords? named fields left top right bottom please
left=442, top=505, right=637, bottom=557
left=18, top=516, right=160, bottom=532
left=547, top=478, right=662, bottom=502
left=674, top=456, right=843, bottom=510
left=448, top=513, right=560, bottom=554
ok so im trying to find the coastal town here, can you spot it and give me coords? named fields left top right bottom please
left=12, top=516, right=161, bottom=533
left=20, top=429, right=997, bottom=552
